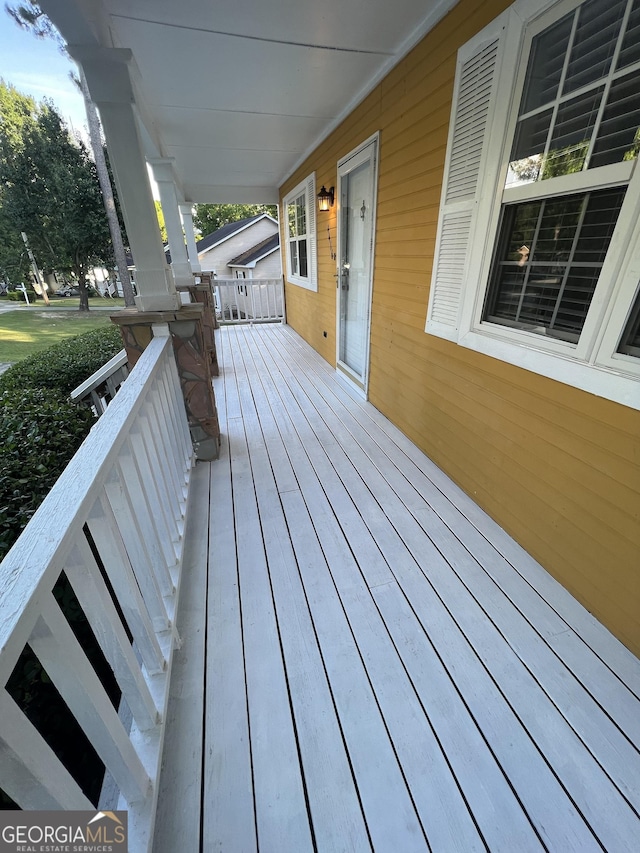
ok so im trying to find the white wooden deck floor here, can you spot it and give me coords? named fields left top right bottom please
left=154, top=323, right=640, bottom=853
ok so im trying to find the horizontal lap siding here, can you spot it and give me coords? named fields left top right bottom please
left=279, top=0, right=640, bottom=656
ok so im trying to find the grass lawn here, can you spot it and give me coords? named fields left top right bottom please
left=0, top=299, right=126, bottom=362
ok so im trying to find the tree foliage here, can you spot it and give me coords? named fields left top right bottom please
left=193, top=203, right=278, bottom=237
left=0, top=200, right=30, bottom=283
left=0, top=80, right=112, bottom=309
left=0, top=82, right=34, bottom=284
left=155, top=200, right=167, bottom=243
left=6, top=1, right=136, bottom=305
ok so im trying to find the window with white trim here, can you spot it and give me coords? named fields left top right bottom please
left=283, top=174, right=318, bottom=291
left=426, top=0, right=640, bottom=409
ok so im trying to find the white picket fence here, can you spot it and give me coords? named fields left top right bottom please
left=0, top=328, right=193, bottom=851
left=213, top=277, right=284, bottom=324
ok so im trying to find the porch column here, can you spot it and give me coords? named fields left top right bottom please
left=149, top=159, right=193, bottom=289
left=180, top=203, right=202, bottom=272
left=111, top=305, right=220, bottom=460
left=69, top=46, right=179, bottom=312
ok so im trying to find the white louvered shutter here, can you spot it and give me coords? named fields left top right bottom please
left=426, top=19, right=509, bottom=340
left=307, top=173, right=318, bottom=290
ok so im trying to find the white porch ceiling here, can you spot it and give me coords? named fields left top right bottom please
left=41, top=0, right=458, bottom=204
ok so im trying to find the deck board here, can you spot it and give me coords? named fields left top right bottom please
left=280, top=326, right=640, bottom=696
left=152, top=460, right=209, bottom=852
left=155, top=323, right=640, bottom=852
left=203, top=411, right=256, bottom=852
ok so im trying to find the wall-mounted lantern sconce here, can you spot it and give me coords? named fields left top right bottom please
left=317, top=185, right=335, bottom=211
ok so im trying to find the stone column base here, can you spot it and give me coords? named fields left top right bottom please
left=111, top=305, right=220, bottom=461
left=177, top=275, right=219, bottom=375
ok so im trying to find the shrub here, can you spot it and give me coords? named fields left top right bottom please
left=0, top=325, right=122, bottom=396
left=5, top=289, right=38, bottom=302
left=0, top=388, right=95, bottom=560
left=0, top=324, right=124, bottom=558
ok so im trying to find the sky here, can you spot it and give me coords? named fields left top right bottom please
left=0, top=10, right=88, bottom=136
left=0, top=11, right=162, bottom=195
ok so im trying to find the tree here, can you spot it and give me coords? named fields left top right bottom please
left=155, top=200, right=167, bottom=243
left=194, top=203, right=278, bottom=236
left=0, top=83, right=33, bottom=285
left=0, top=81, right=112, bottom=311
left=0, top=199, right=30, bottom=285
left=6, top=2, right=136, bottom=307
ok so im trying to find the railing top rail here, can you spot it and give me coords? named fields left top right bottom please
left=213, top=277, right=282, bottom=283
left=0, top=335, right=171, bottom=654
left=70, top=349, right=128, bottom=401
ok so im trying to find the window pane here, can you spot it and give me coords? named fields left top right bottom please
left=519, top=266, right=566, bottom=330
left=299, top=239, right=308, bottom=278
left=618, top=287, right=640, bottom=356
left=296, top=196, right=306, bottom=237
left=512, top=110, right=553, bottom=161
left=287, top=203, right=297, bottom=238
left=489, top=267, right=527, bottom=324
left=543, top=88, right=602, bottom=178
left=290, top=241, right=298, bottom=275
left=501, top=203, right=540, bottom=260
left=590, top=71, right=640, bottom=167
left=563, top=0, right=626, bottom=94
left=552, top=267, right=601, bottom=335
left=509, top=0, right=640, bottom=190
left=617, top=0, right=640, bottom=69
left=484, top=188, right=625, bottom=341
left=573, top=187, right=627, bottom=262
left=534, top=196, right=583, bottom=261
left=521, top=14, right=572, bottom=113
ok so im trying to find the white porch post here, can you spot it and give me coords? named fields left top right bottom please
left=180, top=203, right=202, bottom=273
left=69, top=47, right=179, bottom=312
left=149, top=160, right=193, bottom=289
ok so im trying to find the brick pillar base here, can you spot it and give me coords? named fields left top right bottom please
left=111, top=305, right=220, bottom=461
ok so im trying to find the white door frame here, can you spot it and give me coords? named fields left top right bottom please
left=335, top=132, right=380, bottom=398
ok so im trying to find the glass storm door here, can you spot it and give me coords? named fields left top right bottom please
left=337, top=137, right=378, bottom=391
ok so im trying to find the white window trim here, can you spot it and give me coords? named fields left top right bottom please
left=426, top=0, right=640, bottom=411
left=282, top=173, right=318, bottom=292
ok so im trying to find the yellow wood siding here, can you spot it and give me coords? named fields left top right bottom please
left=280, top=0, right=640, bottom=655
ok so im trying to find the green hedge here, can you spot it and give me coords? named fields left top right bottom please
left=0, top=388, right=95, bottom=560
left=0, top=325, right=123, bottom=560
left=3, top=289, right=39, bottom=302
left=0, top=325, right=123, bottom=396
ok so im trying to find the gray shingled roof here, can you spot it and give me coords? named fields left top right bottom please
left=196, top=214, right=273, bottom=253
left=228, top=233, right=280, bottom=267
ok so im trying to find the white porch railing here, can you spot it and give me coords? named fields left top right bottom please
left=70, top=348, right=130, bottom=414
left=0, top=330, right=193, bottom=851
left=213, top=277, right=284, bottom=324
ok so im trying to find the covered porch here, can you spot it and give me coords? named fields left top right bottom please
left=154, top=322, right=640, bottom=852
left=1, top=1, right=637, bottom=849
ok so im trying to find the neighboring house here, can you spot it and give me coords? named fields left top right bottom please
left=197, top=214, right=281, bottom=278
left=228, top=232, right=281, bottom=280
left=280, top=0, right=640, bottom=656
